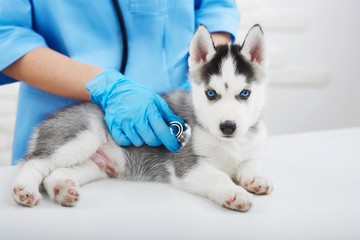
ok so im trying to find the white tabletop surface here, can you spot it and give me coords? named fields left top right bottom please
left=1, top=127, right=360, bottom=240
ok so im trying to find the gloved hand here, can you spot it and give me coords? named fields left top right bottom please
left=86, top=69, right=183, bottom=152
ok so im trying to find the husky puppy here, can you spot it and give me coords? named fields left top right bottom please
left=11, top=25, right=272, bottom=212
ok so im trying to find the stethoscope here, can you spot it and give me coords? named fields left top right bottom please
left=112, top=1, right=190, bottom=146
left=112, top=0, right=128, bottom=74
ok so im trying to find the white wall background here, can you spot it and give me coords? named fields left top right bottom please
left=1, top=0, right=360, bottom=166
left=238, top=0, right=360, bottom=135
left=0, top=83, right=18, bottom=166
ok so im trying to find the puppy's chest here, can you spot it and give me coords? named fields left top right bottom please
left=196, top=140, right=253, bottom=177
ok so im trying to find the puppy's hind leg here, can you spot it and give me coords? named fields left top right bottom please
left=171, top=161, right=253, bottom=212
left=12, top=159, right=49, bottom=207
left=12, top=129, right=107, bottom=207
left=43, top=160, right=108, bottom=207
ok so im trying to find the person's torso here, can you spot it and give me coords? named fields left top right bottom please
left=31, top=0, right=195, bottom=92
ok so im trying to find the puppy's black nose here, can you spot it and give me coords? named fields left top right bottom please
left=220, top=121, right=237, bottom=135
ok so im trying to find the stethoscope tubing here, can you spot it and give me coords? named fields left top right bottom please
left=112, top=0, right=128, bottom=74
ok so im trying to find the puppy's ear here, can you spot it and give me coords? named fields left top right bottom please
left=188, top=25, right=216, bottom=69
left=241, top=24, right=267, bottom=67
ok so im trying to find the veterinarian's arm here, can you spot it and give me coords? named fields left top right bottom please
left=211, top=32, right=231, bottom=45
left=195, top=0, right=239, bottom=42
left=2, top=47, right=101, bottom=101
left=0, top=0, right=101, bottom=98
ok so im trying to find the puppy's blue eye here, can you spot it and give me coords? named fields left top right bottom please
left=239, top=89, right=251, bottom=100
left=205, top=89, right=217, bottom=100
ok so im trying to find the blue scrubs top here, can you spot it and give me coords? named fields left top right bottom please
left=0, top=0, right=240, bottom=165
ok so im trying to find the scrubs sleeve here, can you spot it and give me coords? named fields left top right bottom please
left=0, top=0, right=47, bottom=84
left=195, top=0, right=240, bottom=41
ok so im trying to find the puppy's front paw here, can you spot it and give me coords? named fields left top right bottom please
left=221, top=187, right=253, bottom=212
left=12, top=184, right=42, bottom=207
left=240, top=176, right=273, bottom=195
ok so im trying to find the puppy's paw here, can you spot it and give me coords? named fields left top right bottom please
left=220, top=187, right=253, bottom=212
left=45, top=178, right=80, bottom=207
left=240, top=175, right=273, bottom=195
left=12, top=184, right=42, bottom=207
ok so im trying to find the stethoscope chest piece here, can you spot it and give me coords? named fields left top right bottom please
left=169, top=121, right=191, bottom=148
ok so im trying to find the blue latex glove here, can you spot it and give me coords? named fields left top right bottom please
left=86, top=69, right=184, bottom=152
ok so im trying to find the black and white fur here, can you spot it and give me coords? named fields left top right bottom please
left=11, top=25, right=273, bottom=212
